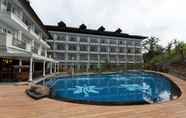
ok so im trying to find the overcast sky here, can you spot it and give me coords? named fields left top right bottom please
left=30, top=0, right=186, bottom=46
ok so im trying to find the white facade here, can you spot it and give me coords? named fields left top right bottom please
left=47, top=31, right=144, bottom=71
left=0, top=0, right=58, bottom=81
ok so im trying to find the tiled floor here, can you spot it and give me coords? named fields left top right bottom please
left=0, top=72, right=186, bottom=118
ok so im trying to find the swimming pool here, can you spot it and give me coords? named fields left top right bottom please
left=44, top=71, right=181, bottom=105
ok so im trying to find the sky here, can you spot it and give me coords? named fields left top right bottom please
left=30, top=0, right=186, bottom=46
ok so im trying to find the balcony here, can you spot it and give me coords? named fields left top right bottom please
left=0, top=32, right=29, bottom=51
left=0, top=10, right=28, bottom=31
left=0, top=32, right=12, bottom=47
left=0, top=10, right=49, bottom=48
left=32, top=47, right=38, bottom=54
left=12, top=38, right=26, bottom=50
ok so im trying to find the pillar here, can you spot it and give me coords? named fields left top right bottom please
left=58, top=63, right=60, bottom=72
left=43, top=61, right=46, bottom=77
left=19, top=59, right=22, bottom=73
left=50, top=62, right=53, bottom=74
left=54, top=63, right=57, bottom=73
left=29, top=57, right=33, bottom=82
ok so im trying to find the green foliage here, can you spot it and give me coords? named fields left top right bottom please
left=144, top=38, right=186, bottom=65
left=143, top=37, right=164, bottom=63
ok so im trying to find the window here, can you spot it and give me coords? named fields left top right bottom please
left=48, top=43, right=53, bottom=50
left=55, top=53, right=65, bottom=60
left=135, top=41, right=141, bottom=46
left=0, top=26, right=3, bottom=33
left=100, top=54, right=107, bottom=61
left=90, top=38, right=98, bottom=43
left=119, top=55, right=126, bottom=61
left=90, top=54, right=98, bottom=61
left=56, top=44, right=65, bottom=50
left=127, top=48, right=133, bottom=53
left=69, top=36, right=76, bottom=42
left=127, top=41, right=134, bottom=46
left=80, top=45, right=88, bottom=51
left=128, top=55, right=134, bottom=61
left=100, top=47, right=107, bottom=52
left=135, top=56, right=143, bottom=62
left=68, top=44, right=77, bottom=51
left=135, top=48, right=141, bottom=54
left=110, top=47, right=117, bottom=52
left=80, top=37, right=88, bottom=42
left=68, top=53, right=77, bottom=60
left=57, top=35, right=66, bottom=41
left=119, top=40, right=125, bottom=45
left=90, top=46, right=97, bottom=52
left=110, top=40, right=117, bottom=44
left=110, top=55, right=117, bottom=61
left=119, top=47, right=125, bottom=53
left=100, top=39, right=107, bottom=44
left=80, top=54, right=88, bottom=60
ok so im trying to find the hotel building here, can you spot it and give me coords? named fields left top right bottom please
left=46, top=22, right=146, bottom=72
left=0, top=0, right=146, bottom=82
left=0, top=0, right=58, bottom=82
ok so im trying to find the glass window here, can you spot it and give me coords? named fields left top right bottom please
left=90, top=38, right=98, bottom=43
left=80, top=37, right=88, bottom=42
left=69, top=36, right=76, bottom=42
left=110, top=40, right=117, bottom=44
left=80, top=54, right=88, bottom=60
left=90, top=54, right=98, bottom=61
left=119, top=40, right=125, bottom=45
left=68, top=44, right=77, bottom=51
left=119, top=55, right=126, bottom=61
left=135, top=48, right=141, bottom=53
left=56, top=35, right=66, bottom=41
left=119, top=47, right=125, bottom=53
left=68, top=53, right=77, bottom=60
left=100, top=39, right=107, bottom=44
left=100, top=46, right=107, bottom=52
left=127, top=41, right=134, bottom=46
left=55, top=53, right=65, bottom=60
left=90, top=46, right=97, bottom=52
left=135, top=41, right=141, bottom=46
left=127, top=48, right=132, bottom=53
left=110, top=47, right=117, bottom=52
left=80, top=45, right=88, bottom=51
left=56, top=44, right=65, bottom=50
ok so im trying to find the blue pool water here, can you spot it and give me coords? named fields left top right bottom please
left=44, top=72, right=181, bottom=105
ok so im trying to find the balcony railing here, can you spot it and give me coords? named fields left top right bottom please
left=12, top=38, right=26, bottom=50
left=32, top=47, right=38, bottom=54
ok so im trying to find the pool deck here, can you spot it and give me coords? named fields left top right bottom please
left=0, top=72, right=186, bottom=118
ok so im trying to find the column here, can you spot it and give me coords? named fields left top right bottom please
left=77, top=43, right=80, bottom=71
left=43, top=61, right=46, bottom=77
left=98, top=38, right=101, bottom=69
left=29, top=57, right=33, bottom=82
left=50, top=62, right=53, bottom=74
left=58, top=63, right=60, bottom=72
left=125, top=40, right=128, bottom=70
left=19, top=59, right=22, bottom=73
left=87, top=37, right=90, bottom=72
left=54, top=63, right=57, bottom=73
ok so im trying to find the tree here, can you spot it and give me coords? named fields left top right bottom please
left=143, top=37, right=163, bottom=63
left=172, top=39, right=185, bottom=61
left=166, top=41, right=173, bottom=56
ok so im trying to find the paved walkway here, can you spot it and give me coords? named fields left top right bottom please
left=0, top=73, right=186, bottom=118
